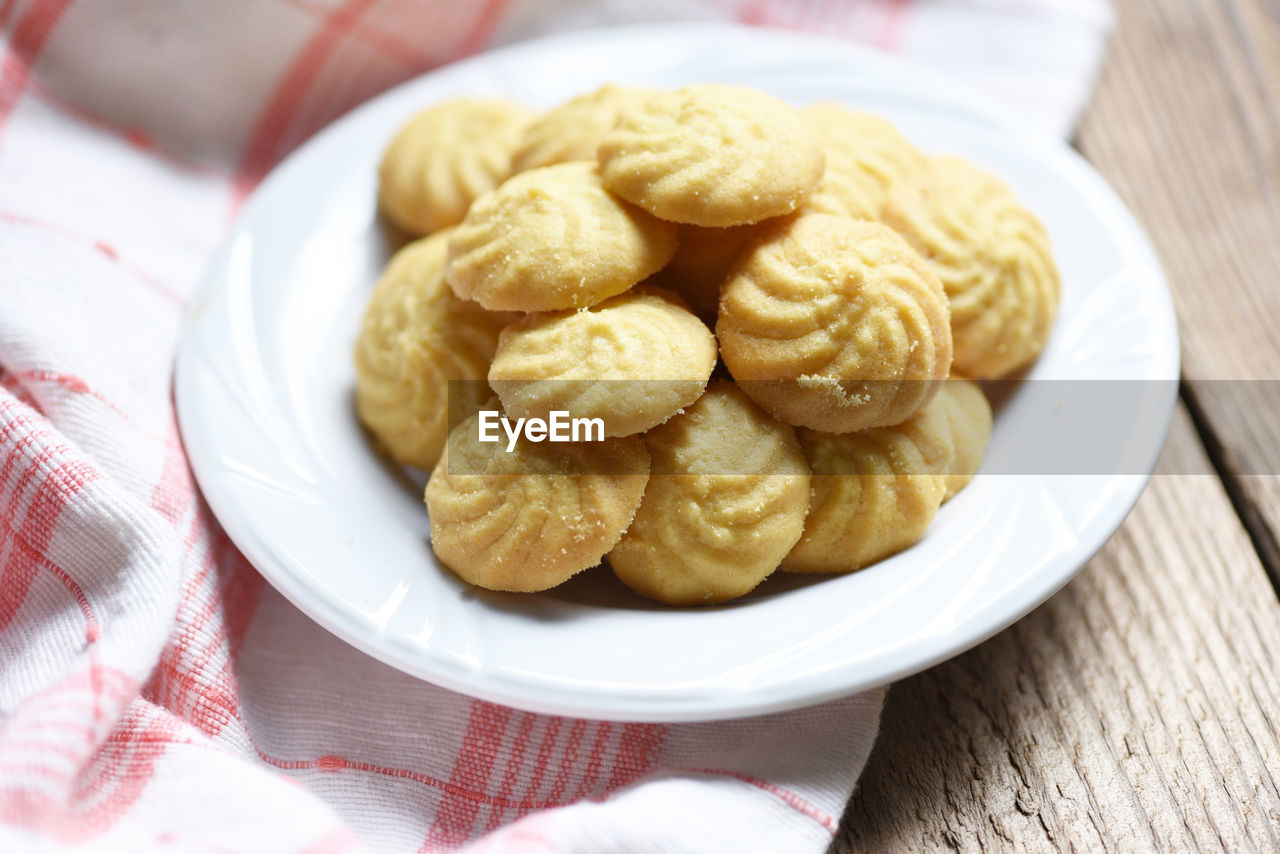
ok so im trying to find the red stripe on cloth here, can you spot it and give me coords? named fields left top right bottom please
left=0, top=0, right=77, bottom=144
left=481, top=711, right=538, bottom=833
left=24, top=78, right=230, bottom=180
left=456, top=0, right=511, bottom=57
left=424, top=700, right=515, bottom=847
left=0, top=454, right=98, bottom=633
left=1, top=372, right=39, bottom=410
left=0, top=210, right=185, bottom=305
left=537, top=719, right=587, bottom=810
left=735, top=0, right=772, bottom=26
left=0, top=0, right=20, bottom=28
left=876, top=0, right=911, bottom=51
left=603, top=723, right=666, bottom=792
left=524, top=718, right=562, bottom=802
left=672, top=766, right=839, bottom=833
left=278, top=0, right=437, bottom=69
left=567, top=722, right=612, bottom=802
left=233, top=0, right=379, bottom=200
left=45, top=560, right=99, bottom=644
left=7, top=370, right=176, bottom=447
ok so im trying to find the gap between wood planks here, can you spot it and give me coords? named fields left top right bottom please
left=1179, top=381, right=1280, bottom=594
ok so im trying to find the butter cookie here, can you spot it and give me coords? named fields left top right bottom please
left=354, top=231, right=513, bottom=470
left=378, top=99, right=535, bottom=235
left=446, top=161, right=678, bottom=311
left=718, top=214, right=952, bottom=432
left=608, top=382, right=810, bottom=605
left=425, top=407, right=649, bottom=592
left=598, top=84, right=824, bottom=226
left=781, top=397, right=954, bottom=574
left=489, top=288, right=717, bottom=437
left=881, top=156, right=1060, bottom=378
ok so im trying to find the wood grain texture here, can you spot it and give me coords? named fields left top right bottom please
left=1073, top=0, right=1280, bottom=583
left=834, top=406, right=1280, bottom=852
left=834, top=3, right=1280, bottom=846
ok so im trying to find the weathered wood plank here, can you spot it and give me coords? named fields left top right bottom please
left=834, top=405, right=1280, bottom=852
left=1074, top=0, right=1280, bottom=583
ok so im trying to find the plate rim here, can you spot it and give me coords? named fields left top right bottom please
left=175, top=22, right=1180, bottom=722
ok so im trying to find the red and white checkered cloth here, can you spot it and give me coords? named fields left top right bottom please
left=0, top=1, right=1110, bottom=851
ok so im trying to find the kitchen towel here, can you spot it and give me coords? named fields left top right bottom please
left=0, top=1, right=1111, bottom=851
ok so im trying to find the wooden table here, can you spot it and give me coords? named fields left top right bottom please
left=834, top=1, right=1280, bottom=849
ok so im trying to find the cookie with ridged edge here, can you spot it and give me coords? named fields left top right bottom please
left=881, top=155, right=1060, bottom=378
left=717, top=214, right=952, bottom=433
left=781, top=395, right=954, bottom=574
left=425, top=407, right=649, bottom=593
left=936, top=378, right=993, bottom=501
left=446, top=161, right=678, bottom=311
left=646, top=223, right=765, bottom=325
left=511, top=83, right=658, bottom=173
left=608, top=382, right=811, bottom=605
left=354, top=230, right=515, bottom=470
left=488, top=287, right=717, bottom=438
left=598, top=84, right=825, bottom=227
left=801, top=103, right=928, bottom=219
left=377, top=99, right=535, bottom=235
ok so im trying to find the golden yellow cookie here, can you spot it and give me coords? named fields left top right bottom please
left=608, top=382, right=811, bottom=605
left=488, top=288, right=717, bottom=437
left=377, top=99, right=535, bottom=235
left=936, top=378, right=993, bottom=501
left=354, top=231, right=514, bottom=470
left=647, top=223, right=765, bottom=325
left=881, top=156, right=1060, bottom=378
left=801, top=103, right=928, bottom=219
left=425, top=408, right=649, bottom=592
left=598, top=84, right=825, bottom=227
left=446, top=161, right=679, bottom=311
left=510, top=84, right=657, bottom=173
left=717, top=214, right=952, bottom=432
left=781, top=396, right=954, bottom=574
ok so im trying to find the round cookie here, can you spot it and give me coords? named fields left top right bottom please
left=598, top=83, right=825, bottom=227
left=937, top=378, right=993, bottom=501
left=647, top=223, right=765, bottom=325
left=801, top=102, right=928, bottom=219
left=378, top=99, right=535, bottom=235
left=608, top=382, right=811, bottom=605
left=781, top=395, right=955, bottom=574
left=446, top=161, right=678, bottom=311
left=717, top=214, right=952, bottom=433
left=881, top=155, right=1060, bottom=378
left=488, top=288, right=718, bottom=437
left=511, top=83, right=657, bottom=173
left=425, top=408, right=649, bottom=593
left=354, top=230, right=514, bottom=470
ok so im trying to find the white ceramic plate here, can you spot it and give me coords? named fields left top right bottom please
left=175, top=25, right=1179, bottom=722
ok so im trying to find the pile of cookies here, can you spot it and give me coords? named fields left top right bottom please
left=355, top=83, right=1059, bottom=605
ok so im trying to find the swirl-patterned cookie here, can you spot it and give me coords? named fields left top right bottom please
left=882, top=155, right=1060, bottom=378
left=378, top=99, right=535, bottom=235
left=510, top=84, right=657, bottom=173
left=717, top=214, right=952, bottom=432
left=647, top=223, right=764, bottom=325
left=488, top=288, right=717, bottom=437
left=937, top=378, right=993, bottom=501
left=608, top=382, right=811, bottom=605
left=354, top=231, right=514, bottom=470
left=425, top=408, right=649, bottom=592
left=446, top=161, right=679, bottom=311
left=801, top=103, right=928, bottom=219
left=598, top=84, right=825, bottom=227
left=781, top=396, right=954, bottom=574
